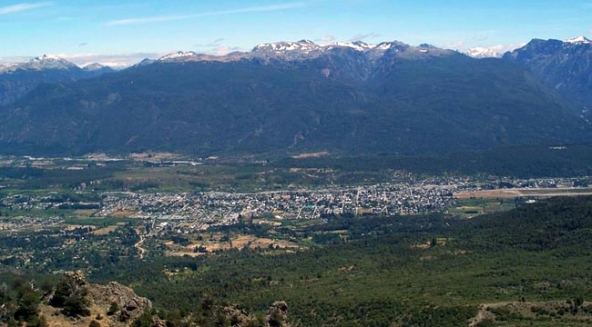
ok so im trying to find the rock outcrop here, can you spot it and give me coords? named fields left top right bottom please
left=41, top=271, right=152, bottom=327
left=89, top=281, right=152, bottom=326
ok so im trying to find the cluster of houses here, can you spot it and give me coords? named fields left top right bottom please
left=97, top=183, right=458, bottom=224
left=1, top=175, right=588, bottom=233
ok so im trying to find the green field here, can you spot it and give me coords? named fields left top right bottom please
left=448, top=198, right=516, bottom=218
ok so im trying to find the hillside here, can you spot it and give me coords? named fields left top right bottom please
left=0, top=271, right=152, bottom=327
left=459, top=196, right=592, bottom=252
left=0, top=41, right=588, bottom=157
left=0, top=56, right=114, bottom=106
left=504, top=37, right=592, bottom=110
left=0, top=271, right=292, bottom=327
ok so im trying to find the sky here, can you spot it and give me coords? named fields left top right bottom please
left=0, top=0, right=591, bottom=67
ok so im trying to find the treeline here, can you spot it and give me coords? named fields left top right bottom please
left=274, top=144, right=592, bottom=178
left=457, top=196, right=592, bottom=253
left=0, top=165, right=121, bottom=190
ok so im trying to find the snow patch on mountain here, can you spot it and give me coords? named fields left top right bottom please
left=159, top=51, right=199, bottom=61
left=254, top=40, right=414, bottom=54
left=0, top=55, right=79, bottom=73
left=331, top=41, right=373, bottom=51
left=25, top=55, right=79, bottom=70
left=375, top=43, right=393, bottom=50
left=131, top=39, right=455, bottom=65
left=564, top=36, right=591, bottom=44
left=253, top=40, right=320, bottom=53
left=465, top=47, right=502, bottom=58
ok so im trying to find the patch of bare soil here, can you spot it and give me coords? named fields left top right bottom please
left=455, top=189, right=522, bottom=199
left=456, top=187, right=592, bottom=199
left=164, top=234, right=301, bottom=256
left=92, top=226, right=118, bottom=235
left=109, top=209, right=137, bottom=218
left=291, top=151, right=329, bottom=159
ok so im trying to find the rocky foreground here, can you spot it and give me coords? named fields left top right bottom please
left=15, top=271, right=291, bottom=327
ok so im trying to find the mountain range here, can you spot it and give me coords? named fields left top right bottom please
left=0, top=37, right=590, bottom=157
left=0, top=55, right=114, bottom=106
left=503, top=36, right=592, bottom=111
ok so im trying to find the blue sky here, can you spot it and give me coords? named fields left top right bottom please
left=0, top=0, right=591, bottom=66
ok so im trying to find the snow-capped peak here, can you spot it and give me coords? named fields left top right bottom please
left=374, top=41, right=409, bottom=51
left=375, top=42, right=394, bottom=50
left=465, top=47, right=501, bottom=58
left=564, top=36, right=591, bottom=44
left=253, top=40, right=321, bottom=53
left=331, top=41, right=373, bottom=51
left=31, top=54, right=63, bottom=61
left=158, top=51, right=199, bottom=61
left=17, top=55, right=79, bottom=70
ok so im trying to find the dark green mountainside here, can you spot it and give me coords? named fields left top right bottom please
left=504, top=37, right=592, bottom=110
left=0, top=43, right=589, bottom=157
left=0, top=56, right=114, bottom=107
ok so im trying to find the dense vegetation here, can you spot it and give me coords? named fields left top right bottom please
left=1, top=144, right=592, bottom=201
left=275, top=144, right=592, bottom=178
left=2, top=196, right=592, bottom=326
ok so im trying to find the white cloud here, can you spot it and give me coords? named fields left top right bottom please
left=106, top=3, right=305, bottom=26
left=105, top=14, right=190, bottom=26
left=62, top=53, right=162, bottom=67
left=0, top=2, right=52, bottom=15
left=315, top=35, right=335, bottom=45
left=487, top=43, right=526, bottom=53
left=211, top=46, right=242, bottom=56
left=211, top=38, right=224, bottom=45
left=348, top=32, right=380, bottom=42
left=444, top=39, right=525, bottom=54
left=192, top=38, right=246, bottom=55
left=446, top=40, right=465, bottom=50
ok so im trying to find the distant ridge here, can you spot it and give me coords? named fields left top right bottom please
left=154, top=39, right=456, bottom=63
left=0, top=55, right=113, bottom=106
left=564, top=35, right=592, bottom=44
left=0, top=38, right=589, bottom=157
left=504, top=36, right=592, bottom=110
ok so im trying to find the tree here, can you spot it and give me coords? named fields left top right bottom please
left=62, top=287, right=90, bottom=317
left=430, top=237, right=438, bottom=248
left=14, top=290, right=40, bottom=323
left=50, top=273, right=91, bottom=317
left=132, top=312, right=153, bottom=327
